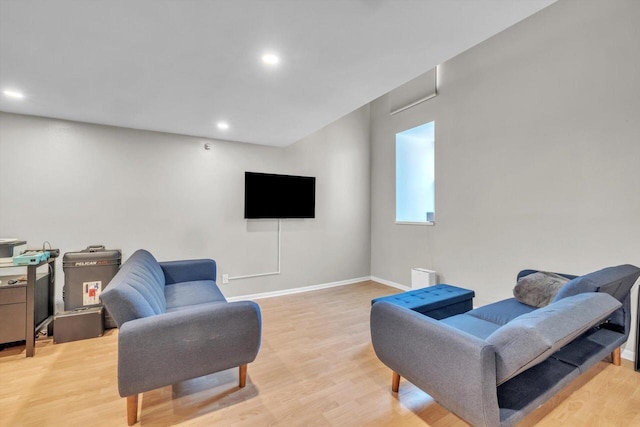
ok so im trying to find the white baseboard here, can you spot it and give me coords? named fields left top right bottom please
left=227, top=274, right=407, bottom=302
left=227, top=276, right=371, bottom=301
left=370, top=276, right=410, bottom=291
left=622, top=348, right=635, bottom=362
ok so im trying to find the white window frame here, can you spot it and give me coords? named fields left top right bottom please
left=395, top=121, right=435, bottom=226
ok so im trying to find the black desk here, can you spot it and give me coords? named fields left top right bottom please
left=636, top=289, right=639, bottom=372
left=0, top=258, right=55, bottom=357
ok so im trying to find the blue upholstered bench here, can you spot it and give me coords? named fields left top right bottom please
left=372, top=284, right=475, bottom=320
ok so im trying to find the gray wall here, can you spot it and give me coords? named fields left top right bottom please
left=0, top=104, right=371, bottom=303
left=1, top=0, right=638, bottom=358
left=371, top=0, right=640, bottom=355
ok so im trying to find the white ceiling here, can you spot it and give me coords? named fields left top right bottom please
left=0, top=0, right=556, bottom=147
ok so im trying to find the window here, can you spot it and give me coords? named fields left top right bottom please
left=396, top=121, right=435, bottom=224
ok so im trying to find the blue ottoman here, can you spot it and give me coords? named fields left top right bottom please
left=372, top=284, right=474, bottom=320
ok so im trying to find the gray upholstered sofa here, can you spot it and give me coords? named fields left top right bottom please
left=100, top=249, right=262, bottom=425
left=371, top=264, right=640, bottom=427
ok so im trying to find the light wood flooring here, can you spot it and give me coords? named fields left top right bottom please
left=1, top=281, right=639, bottom=426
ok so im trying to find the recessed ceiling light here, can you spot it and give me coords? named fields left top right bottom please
left=261, top=53, right=279, bottom=65
left=3, top=89, right=24, bottom=99
left=217, top=121, right=229, bottom=130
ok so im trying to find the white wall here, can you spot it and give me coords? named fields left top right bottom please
left=0, top=104, right=371, bottom=304
left=371, top=0, right=640, bottom=357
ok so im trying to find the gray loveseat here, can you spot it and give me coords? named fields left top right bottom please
left=371, top=264, right=640, bottom=427
left=100, top=249, right=262, bottom=425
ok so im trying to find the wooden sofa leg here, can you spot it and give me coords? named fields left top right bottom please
left=127, top=394, right=138, bottom=426
left=611, top=347, right=621, bottom=366
left=392, top=371, right=400, bottom=393
left=239, top=364, right=247, bottom=388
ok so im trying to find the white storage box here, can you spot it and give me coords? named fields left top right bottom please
left=411, top=268, right=437, bottom=289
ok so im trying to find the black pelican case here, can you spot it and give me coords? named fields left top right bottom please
left=62, top=245, right=121, bottom=328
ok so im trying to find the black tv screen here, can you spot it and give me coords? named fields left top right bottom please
left=244, top=172, right=316, bottom=219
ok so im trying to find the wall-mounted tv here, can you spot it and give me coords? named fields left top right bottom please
left=244, top=172, right=316, bottom=219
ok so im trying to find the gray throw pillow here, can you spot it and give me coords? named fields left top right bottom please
left=513, top=271, right=570, bottom=308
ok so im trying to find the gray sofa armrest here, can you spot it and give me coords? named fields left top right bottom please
left=160, top=259, right=217, bottom=284
left=371, top=302, right=499, bottom=427
left=117, top=300, right=261, bottom=397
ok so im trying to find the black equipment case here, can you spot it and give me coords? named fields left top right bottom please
left=54, top=306, right=104, bottom=343
left=62, top=245, right=121, bottom=328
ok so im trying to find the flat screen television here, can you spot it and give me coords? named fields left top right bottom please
left=244, top=172, right=316, bottom=219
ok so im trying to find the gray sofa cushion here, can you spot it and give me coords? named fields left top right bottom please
left=441, top=314, right=502, bottom=340
left=100, top=249, right=167, bottom=326
left=165, top=280, right=227, bottom=311
left=467, top=298, right=537, bottom=326
left=513, top=271, right=570, bottom=308
left=553, top=264, right=640, bottom=303
left=486, top=292, right=621, bottom=384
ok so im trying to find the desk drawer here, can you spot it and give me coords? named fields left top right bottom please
left=0, top=303, right=27, bottom=342
left=0, top=286, right=27, bottom=305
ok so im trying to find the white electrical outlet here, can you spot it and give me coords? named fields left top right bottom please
left=222, top=274, right=229, bottom=284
